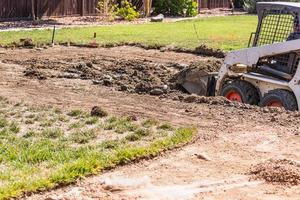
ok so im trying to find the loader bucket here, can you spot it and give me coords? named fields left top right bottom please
left=174, top=67, right=217, bottom=96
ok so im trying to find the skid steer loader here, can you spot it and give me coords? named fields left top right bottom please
left=177, top=2, right=300, bottom=111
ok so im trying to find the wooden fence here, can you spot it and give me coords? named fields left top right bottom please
left=198, top=0, right=230, bottom=10
left=0, top=0, right=98, bottom=19
left=0, top=0, right=230, bottom=20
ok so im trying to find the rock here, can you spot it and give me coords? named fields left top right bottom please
left=270, top=116, right=276, bottom=122
left=119, top=85, right=128, bottom=91
left=24, top=68, right=46, bottom=80
left=194, top=153, right=211, bottom=161
left=92, top=79, right=103, bottom=85
left=150, top=88, right=164, bottom=96
left=91, top=106, right=108, bottom=117
left=151, top=14, right=164, bottom=22
left=86, top=62, right=93, bottom=68
left=162, top=84, right=168, bottom=91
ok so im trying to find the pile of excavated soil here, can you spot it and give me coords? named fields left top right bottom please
left=3, top=51, right=222, bottom=97
left=250, top=159, right=300, bottom=186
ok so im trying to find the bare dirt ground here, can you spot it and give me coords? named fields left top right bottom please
left=0, top=46, right=299, bottom=200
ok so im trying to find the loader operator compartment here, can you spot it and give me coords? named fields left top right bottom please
left=250, top=2, right=300, bottom=80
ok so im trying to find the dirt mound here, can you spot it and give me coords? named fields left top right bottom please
left=4, top=38, right=35, bottom=48
left=250, top=159, right=300, bottom=186
left=8, top=52, right=220, bottom=97
left=23, top=68, right=47, bottom=80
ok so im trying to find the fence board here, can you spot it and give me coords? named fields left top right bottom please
left=0, top=0, right=230, bottom=20
left=0, top=0, right=97, bottom=19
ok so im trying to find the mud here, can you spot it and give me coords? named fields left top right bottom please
left=250, top=159, right=300, bottom=186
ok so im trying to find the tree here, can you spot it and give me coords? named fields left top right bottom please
left=143, top=0, right=152, bottom=17
left=31, top=0, right=36, bottom=21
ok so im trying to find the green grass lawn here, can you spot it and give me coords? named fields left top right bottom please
left=0, top=97, right=196, bottom=199
left=0, top=15, right=257, bottom=51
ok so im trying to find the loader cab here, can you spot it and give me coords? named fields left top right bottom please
left=249, top=2, right=300, bottom=77
left=250, top=2, right=300, bottom=47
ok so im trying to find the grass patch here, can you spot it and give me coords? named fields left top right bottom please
left=67, top=109, right=83, bottom=117
left=103, top=116, right=138, bottom=133
left=0, top=117, right=8, bottom=128
left=41, top=128, right=63, bottom=139
left=85, top=117, right=99, bottom=125
left=9, top=121, right=20, bottom=133
left=0, top=98, right=197, bottom=200
left=0, top=15, right=257, bottom=51
left=159, top=123, right=174, bottom=131
left=70, top=129, right=97, bottom=144
left=142, top=118, right=159, bottom=128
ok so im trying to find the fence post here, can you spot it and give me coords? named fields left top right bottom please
left=81, top=0, right=85, bottom=16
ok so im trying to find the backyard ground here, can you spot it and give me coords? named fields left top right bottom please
left=0, top=15, right=256, bottom=51
left=0, top=45, right=299, bottom=199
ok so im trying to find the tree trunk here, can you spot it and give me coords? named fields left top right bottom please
left=31, top=0, right=36, bottom=20
left=144, top=0, right=152, bottom=17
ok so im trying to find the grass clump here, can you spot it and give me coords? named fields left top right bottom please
left=0, top=117, right=8, bottom=128
left=125, top=128, right=151, bottom=142
left=71, top=129, right=97, bottom=144
left=142, top=118, right=159, bottom=128
left=103, top=117, right=138, bottom=134
left=23, top=130, right=37, bottom=138
left=9, top=121, right=20, bottom=133
left=90, top=106, right=108, bottom=118
left=159, top=123, right=174, bottom=131
left=41, top=128, right=63, bottom=139
left=67, top=109, right=83, bottom=117
left=100, top=140, right=121, bottom=149
left=85, top=117, right=99, bottom=125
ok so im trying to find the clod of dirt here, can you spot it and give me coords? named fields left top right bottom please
left=7, top=38, right=35, bottom=48
left=188, top=59, right=222, bottom=72
left=20, top=38, right=34, bottom=47
left=91, top=106, right=108, bottom=117
left=23, top=68, right=47, bottom=80
left=127, top=115, right=138, bottom=121
left=250, top=159, right=300, bottom=186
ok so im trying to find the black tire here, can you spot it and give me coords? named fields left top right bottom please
left=260, top=89, right=298, bottom=111
left=221, top=80, right=259, bottom=105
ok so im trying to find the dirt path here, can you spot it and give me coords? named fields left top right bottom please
left=0, top=46, right=299, bottom=200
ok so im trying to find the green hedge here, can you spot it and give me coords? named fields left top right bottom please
left=153, top=0, right=198, bottom=17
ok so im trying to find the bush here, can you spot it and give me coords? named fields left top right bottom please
left=113, top=0, right=140, bottom=21
left=153, top=0, right=198, bottom=17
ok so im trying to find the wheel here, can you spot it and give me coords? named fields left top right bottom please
left=260, top=89, right=298, bottom=111
left=221, top=80, right=259, bottom=105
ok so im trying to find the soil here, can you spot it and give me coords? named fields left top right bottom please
left=250, top=159, right=300, bottom=186
left=0, top=46, right=299, bottom=200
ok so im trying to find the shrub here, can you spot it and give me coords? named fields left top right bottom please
left=113, top=0, right=140, bottom=21
left=153, top=0, right=198, bottom=17
left=97, top=0, right=115, bottom=14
